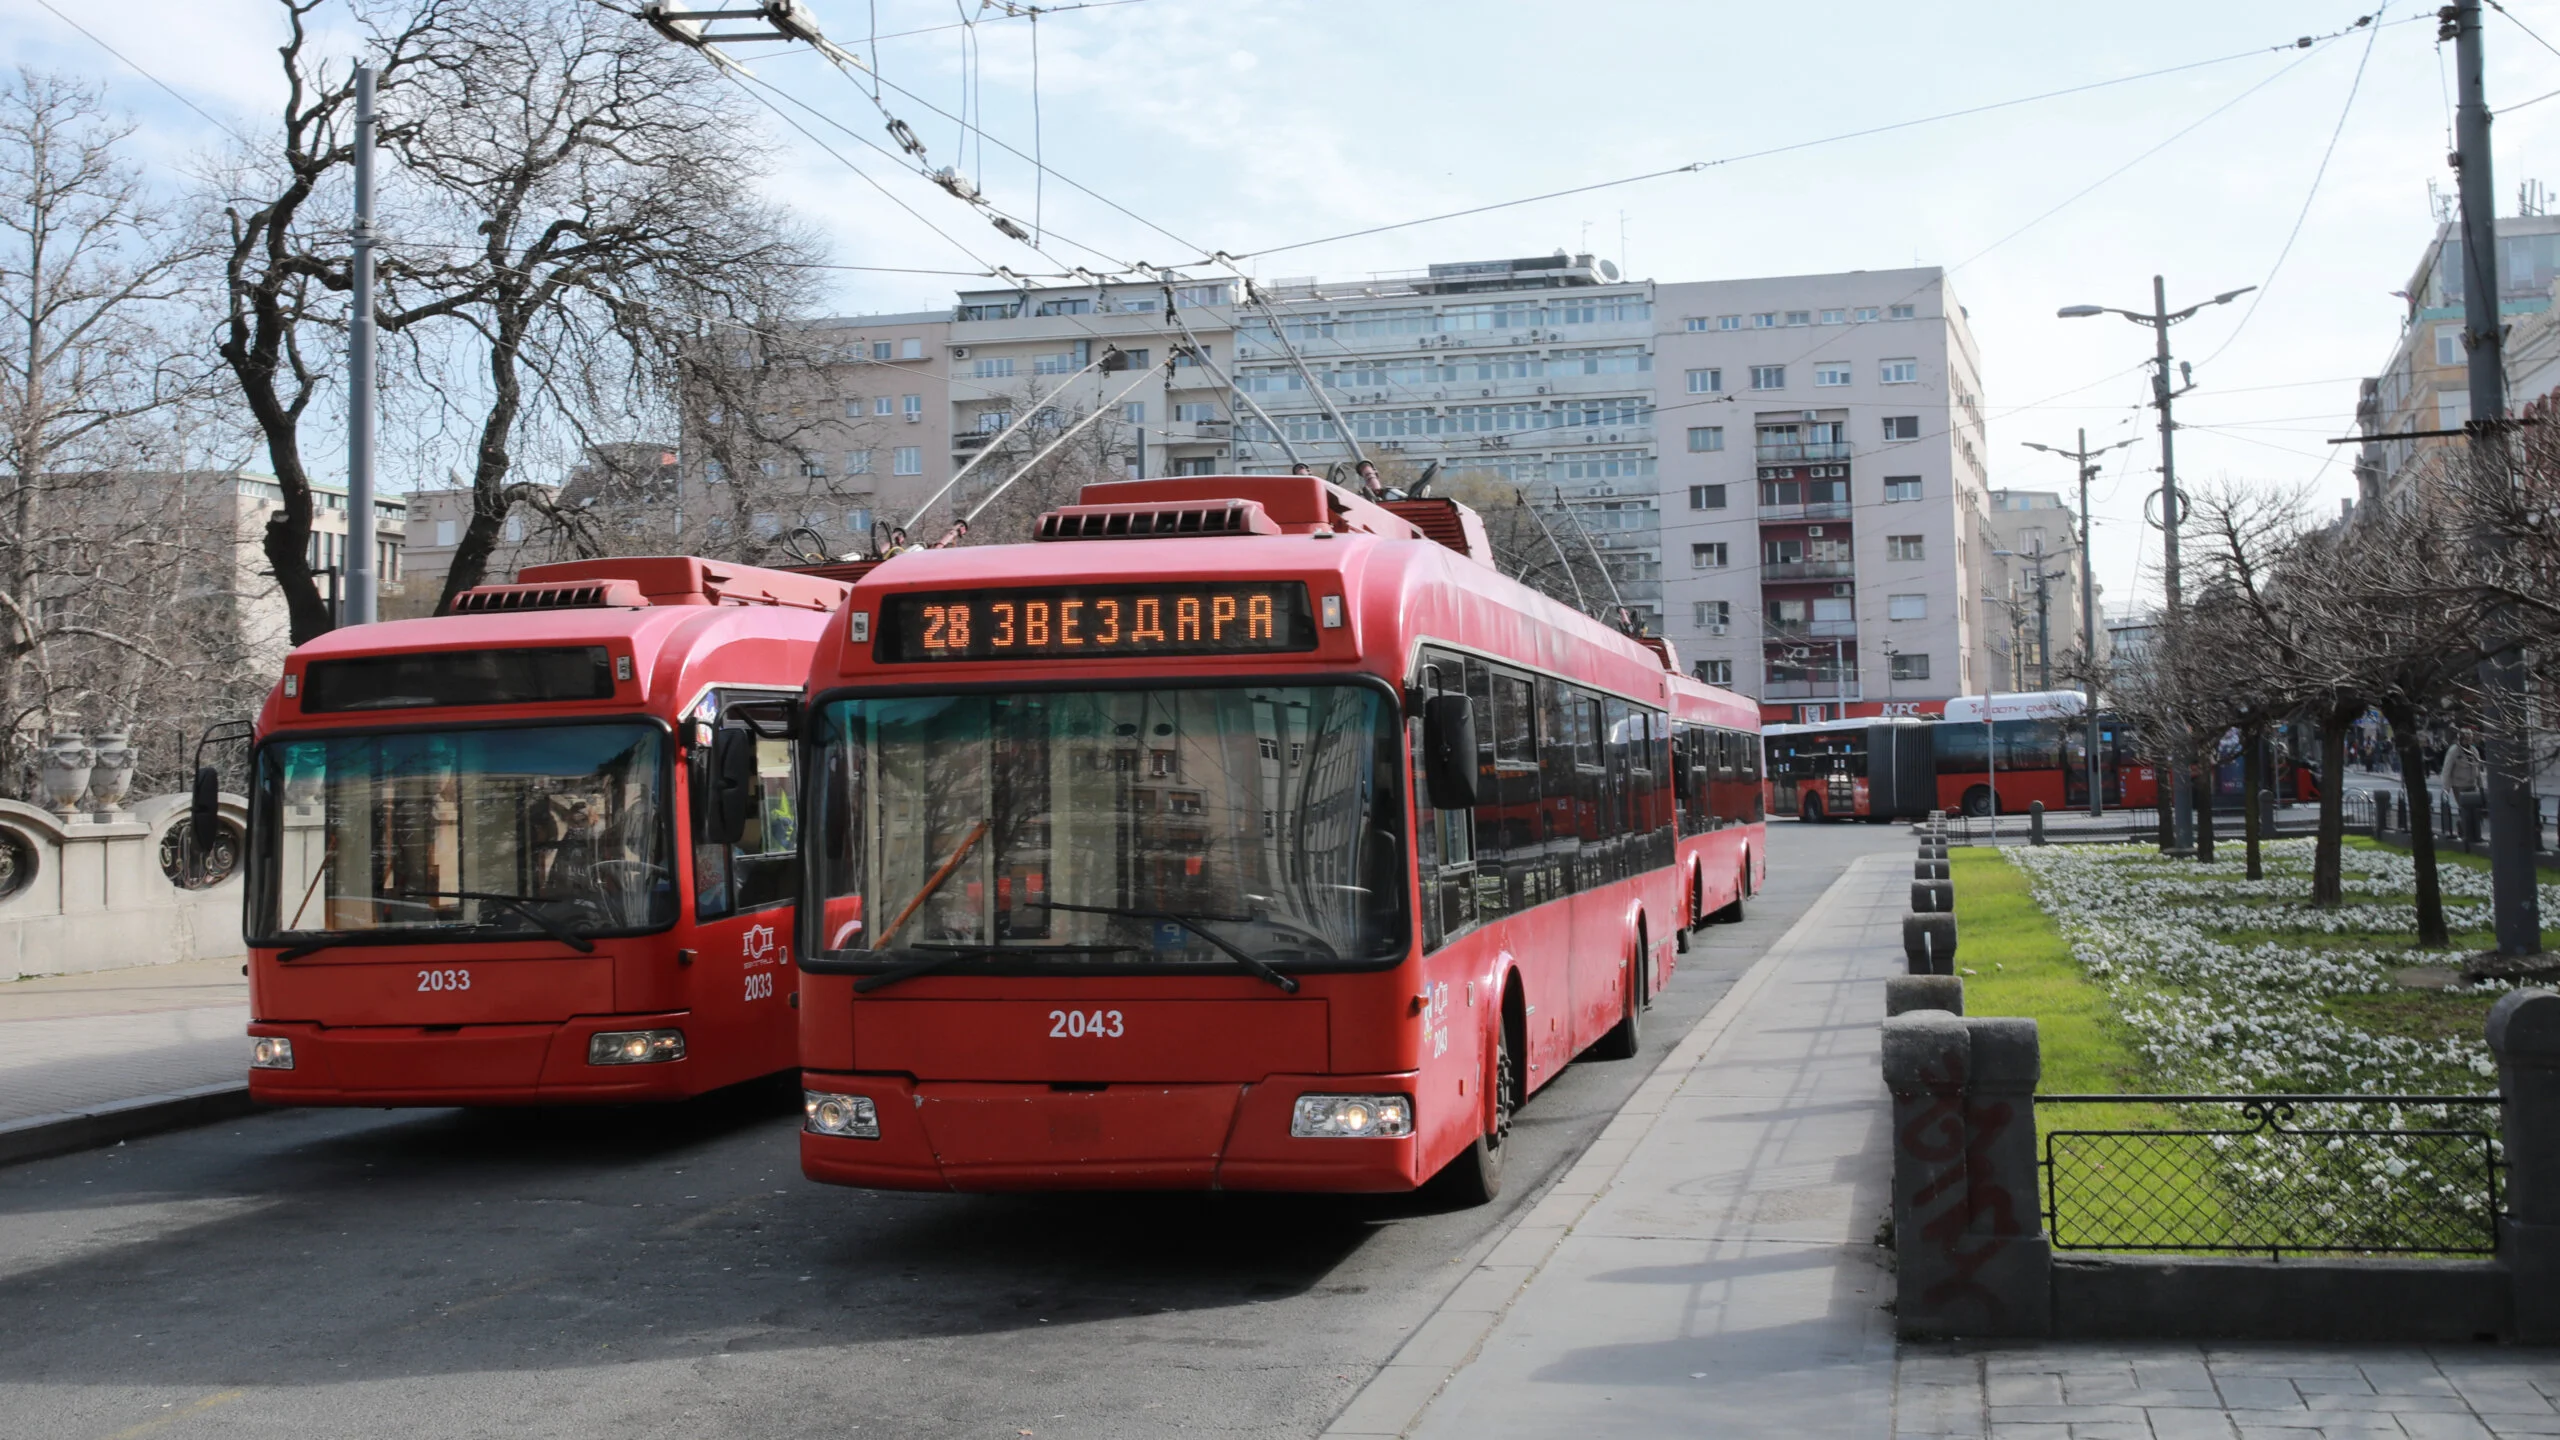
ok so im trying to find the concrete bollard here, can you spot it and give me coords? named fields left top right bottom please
left=1960, top=1017, right=2053, bottom=1338
left=2029, top=801, right=2046, bottom=846
left=1915, top=858, right=1949, bottom=881
left=1886, top=974, right=1963, bottom=1016
left=1903, top=912, right=1957, bottom=975
left=1883, top=1011, right=1973, bottom=1338
left=1912, top=880, right=1953, bottom=913
left=2490, top=989, right=2560, bottom=1342
left=2372, top=793, right=2389, bottom=841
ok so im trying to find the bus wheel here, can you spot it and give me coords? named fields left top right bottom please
left=1799, top=794, right=1824, bottom=824
left=1593, top=942, right=1644, bottom=1060
left=1710, top=864, right=1747, bottom=924
left=1961, top=785, right=1993, bottom=818
left=1432, top=1005, right=1517, bottom=1205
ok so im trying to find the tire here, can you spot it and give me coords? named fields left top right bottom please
left=1432, top=1007, right=1516, bottom=1205
left=1961, top=785, right=1993, bottom=818
left=1799, top=793, right=1823, bottom=824
left=1592, top=946, right=1643, bottom=1061
left=1710, top=864, right=1747, bottom=925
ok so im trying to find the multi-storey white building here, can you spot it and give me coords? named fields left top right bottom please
left=1981, top=488, right=2096, bottom=690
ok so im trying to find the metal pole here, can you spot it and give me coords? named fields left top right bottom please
left=2153, top=275, right=2194, bottom=854
left=343, top=65, right=378, bottom=626
left=2079, top=428, right=2102, bottom=816
left=2034, top=549, right=2053, bottom=692
left=2451, top=0, right=2543, bottom=955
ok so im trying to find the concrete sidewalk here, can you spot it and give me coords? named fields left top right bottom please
left=0, top=957, right=249, bottom=1160
left=1327, top=848, right=1908, bottom=1439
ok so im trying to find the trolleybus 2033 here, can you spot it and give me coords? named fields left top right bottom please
left=232, top=557, right=846, bottom=1106
left=794, top=476, right=1764, bottom=1201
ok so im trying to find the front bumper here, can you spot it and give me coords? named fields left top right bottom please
left=245, top=1011, right=700, bottom=1106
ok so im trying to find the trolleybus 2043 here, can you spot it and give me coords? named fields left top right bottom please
left=793, top=476, right=1765, bottom=1200
left=224, top=557, right=845, bottom=1106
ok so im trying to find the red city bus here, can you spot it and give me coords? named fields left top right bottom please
left=794, top=477, right=1757, bottom=1201
left=1666, top=669, right=1768, bottom=923
left=1762, top=716, right=1938, bottom=822
left=236, top=558, right=845, bottom=1106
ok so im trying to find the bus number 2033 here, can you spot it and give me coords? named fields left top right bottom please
left=417, top=969, right=471, bottom=992
left=1049, top=1009, right=1125, bottom=1039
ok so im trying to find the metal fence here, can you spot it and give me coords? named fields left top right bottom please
left=2038, top=1094, right=2505, bottom=1259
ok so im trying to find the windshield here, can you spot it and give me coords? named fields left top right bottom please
left=251, top=722, right=675, bottom=944
left=808, top=684, right=1407, bottom=973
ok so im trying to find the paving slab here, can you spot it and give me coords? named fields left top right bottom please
left=0, top=957, right=246, bottom=1134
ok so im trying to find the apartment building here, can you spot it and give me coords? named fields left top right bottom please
left=2355, top=214, right=2560, bottom=512
left=1656, top=270, right=1991, bottom=722
left=1981, top=488, right=2097, bottom=690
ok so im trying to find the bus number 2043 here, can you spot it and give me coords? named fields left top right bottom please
left=1049, top=1009, right=1125, bottom=1039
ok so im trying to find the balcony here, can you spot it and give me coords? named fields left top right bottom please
left=1765, top=618, right=1858, bottom=640
left=1757, top=501, right=1851, bottom=523
left=953, top=432, right=994, bottom=451
left=1762, top=678, right=1863, bottom=701
left=1755, top=441, right=1854, bottom=463
left=1760, top=560, right=1855, bottom=582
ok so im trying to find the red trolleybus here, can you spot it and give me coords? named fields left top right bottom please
left=795, top=478, right=1737, bottom=1201
left=1762, top=715, right=1937, bottom=822
left=1666, top=669, right=1767, bottom=924
left=235, top=558, right=845, bottom=1106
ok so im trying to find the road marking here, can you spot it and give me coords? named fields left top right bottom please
left=100, top=1389, right=242, bottom=1440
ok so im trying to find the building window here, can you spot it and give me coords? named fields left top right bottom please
left=847, top=507, right=872, bottom=537
left=1887, top=593, right=1927, bottom=620
left=1684, top=317, right=1711, bottom=331
left=2437, top=326, right=2463, bottom=367
left=1855, top=307, right=1880, bottom=323
left=1694, top=599, right=1730, bottom=630
left=1750, top=312, right=1776, bottom=329
left=1173, top=402, right=1218, bottom=423
left=1883, top=415, right=1920, bottom=441
left=975, top=411, right=1011, bottom=434
left=1687, top=426, right=1725, bottom=453
left=1884, top=475, right=1922, bottom=502
left=1891, top=653, right=1930, bottom=681
left=972, top=357, right=1016, bottom=379
left=1171, top=284, right=1229, bottom=309
left=2018, top=525, right=2049, bottom=554
left=1691, top=542, right=1728, bottom=568
left=1889, top=304, right=1916, bottom=320
left=873, top=397, right=894, bottom=417
left=434, top=519, right=457, bottom=547
left=802, top=453, right=827, bottom=478
left=1119, top=348, right=1150, bottom=368
left=902, top=394, right=923, bottom=421
left=1880, top=359, right=1919, bottom=385
left=1688, top=483, right=1727, bottom=509
left=1685, top=367, right=1723, bottom=394
left=846, top=450, right=871, bottom=475
left=871, top=341, right=892, bottom=360
left=1169, top=457, right=1217, bottom=475
left=1717, top=315, right=1742, bottom=330
left=893, top=446, right=922, bottom=476
left=1121, top=402, right=1145, bottom=423
left=843, top=399, right=864, bottom=419
left=1815, top=363, right=1852, bottom=387
left=1820, top=308, right=1846, bottom=325
left=899, top=338, right=923, bottom=359
left=1749, top=365, right=1785, bottom=390
left=1695, top=659, right=1733, bottom=685
left=1887, top=534, right=1924, bottom=560
left=1784, top=310, right=1811, bottom=326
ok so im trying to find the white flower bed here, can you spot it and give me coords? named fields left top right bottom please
left=2000, top=840, right=2534, bottom=1094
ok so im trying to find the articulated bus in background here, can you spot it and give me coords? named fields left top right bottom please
left=235, top=558, right=845, bottom=1106
left=794, top=477, right=1762, bottom=1202
left=1762, top=716, right=1937, bottom=823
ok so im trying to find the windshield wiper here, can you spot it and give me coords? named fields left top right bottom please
left=1025, top=901, right=1302, bottom=993
left=853, top=942, right=1139, bottom=994
left=383, top=889, right=599, bottom=954
left=276, top=932, right=374, bottom=961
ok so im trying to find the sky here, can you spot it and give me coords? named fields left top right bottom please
left=9, top=0, right=2560, bottom=615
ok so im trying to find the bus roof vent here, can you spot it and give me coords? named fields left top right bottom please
left=1377, top=497, right=1496, bottom=568
left=450, top=578, right=648, bottom=613
left=1034, top=498, right=1283, bottom=541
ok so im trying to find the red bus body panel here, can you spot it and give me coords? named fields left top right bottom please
left=246, top=561, right=840, bottom=1107
left=797, top=482, right=1764, bottom=1192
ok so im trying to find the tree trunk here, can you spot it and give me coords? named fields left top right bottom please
left=2387, top=705, right=2450, bottom=948
left=2194, top=754, right=2217, bottom=863
left=2156, top=766, right=2175, bottom=852
left=2241, top=721, right=2265, bottom=880
left=2313, top=703, right=2349, bottom=907
left=436, top=312, right=530, bottom=614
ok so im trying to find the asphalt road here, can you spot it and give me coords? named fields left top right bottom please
left=0, top=819, right=1906, bottom=1440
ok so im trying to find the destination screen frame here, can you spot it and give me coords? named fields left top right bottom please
left=877, top=582, right=1318, bottom=663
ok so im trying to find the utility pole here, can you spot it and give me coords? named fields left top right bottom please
left=343, top=65, right=379, bottom=626
left=2060, top=279, right=2252, bottom=852
left=2034, top=548, right=2053, bottom=691
left=2448, top=0, right=2543, bottom=955
left=2025, top=429, right=2136, bottom=816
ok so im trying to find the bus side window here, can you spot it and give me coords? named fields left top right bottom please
left=1599, top=696, right=1630, bottom=882
left=1539, top=678, right=1580, bottom=896
left=695, top=695, right=798, bottom=921
left=1493, top=672, right=1538, bottom=913
left=1466, top=658, right=1505, bottom=923
left=1412, top=650, right=1476, bottom=951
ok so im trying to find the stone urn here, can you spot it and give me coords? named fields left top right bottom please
left=87, top=730, right=136, bottom=816
left=36, top=732, right=93, bottom=819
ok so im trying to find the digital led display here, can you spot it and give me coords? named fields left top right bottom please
left=879, top=583, right=1317, bottom=662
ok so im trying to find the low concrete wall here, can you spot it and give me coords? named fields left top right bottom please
left=2052, top=1256, right=2509, bottom=1343
left=0, top=793, right=246, bottom=980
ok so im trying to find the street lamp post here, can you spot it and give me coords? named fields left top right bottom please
left=2059, top=279, right=2254, bottom=855
left=2025, top=430, right=2140, bottom=816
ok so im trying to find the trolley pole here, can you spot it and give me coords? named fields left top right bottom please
left=343, top=65, right=379, bottom=626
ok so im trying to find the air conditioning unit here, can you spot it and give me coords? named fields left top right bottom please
left=1832, top=583, right=1854, bottom=597
left=1709, top=624, right=1728, bottom=635
left=952, top=346, right=971, bottom=359
left=1536, top=385, right=1551, bottom=394
left=1481, top=389, right=1492, bottom=398
left=1802, top=410, right=1818, bottom=422
left=1807, top=526, right=1824, bottom=536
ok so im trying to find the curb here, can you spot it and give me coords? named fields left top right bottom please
left=1318, top=853, right=1890, bottom=1439
left=0, top=1082, right=256, bottom=1168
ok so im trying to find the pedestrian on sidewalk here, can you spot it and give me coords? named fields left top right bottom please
left=2441, top=731, right=2488, bottom=846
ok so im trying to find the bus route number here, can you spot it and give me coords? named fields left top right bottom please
left=1048, top=1008, right=1125, bottom=1039
left=417, top=969, right=471, bottom=992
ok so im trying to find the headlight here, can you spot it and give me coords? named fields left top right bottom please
left=587, top=1029, right=686, bottom=1066
left=250, top=1036, right=294, bottom=1070
left=804, top=1091, right=879, bottom=1139
left=1291, top=1093, right=1413, bottom=1139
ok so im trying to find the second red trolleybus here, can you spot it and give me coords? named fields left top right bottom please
left=794, top=476, right=1764, bottom=1200
left=234, top=557, right=845, bottom=1106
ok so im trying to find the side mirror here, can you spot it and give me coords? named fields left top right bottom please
left=704, top=728, right=757, bottom=846
left=190, top=765, right=221, bottom=847
left=1422, top=694, right=1479, bottom=810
